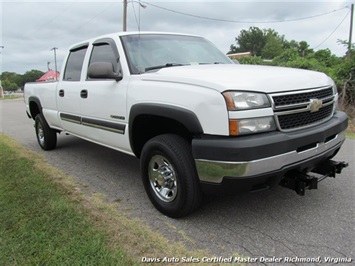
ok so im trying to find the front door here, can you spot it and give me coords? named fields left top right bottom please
left=78, top=38, right=130, bottom=153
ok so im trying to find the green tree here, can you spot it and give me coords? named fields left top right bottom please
left=227, top=44, right=239, bottom=54
left=238, top=56, right=264, bottom=65
left=298, top=41, right=313, bottom=57
left=230, top=27, right=288, bottom=58
left=272, top=49, right=300, bottom=65
left=20, top=69, right=45, bottom=88
left=261, top=33, right=284, bottom=59
left=232, top=26, right=266, bottom=56
left=1, top=70, right=44, bottom=90
left=334, top=54, right=355, bottom=110
left=310, top=49, right=341, bottom=67
left=2, top=79, right=19, bottom=91
left=283, top=39, right=299, bottom=50
left=0, top=72, right=22, bottom=88
left=337, top=39, right=355, bottom=49
left=337, top=39, right=355, bottom=59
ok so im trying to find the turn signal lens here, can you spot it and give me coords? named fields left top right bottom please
left=223, top=92, right=236, bottom=110
left=229, top=119, right=239, bottom=136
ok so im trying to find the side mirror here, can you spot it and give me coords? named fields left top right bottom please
left=88, top=62, right=123, bottom=81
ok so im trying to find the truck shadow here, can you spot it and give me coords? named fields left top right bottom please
left=45, top=135, right=353, bottom=259
left=53, top=134, right=326, bottom=217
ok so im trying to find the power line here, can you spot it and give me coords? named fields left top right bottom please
left=313, top=10, right=350, bottom=50
left=141, top=1, right=348, bottom=24
left=23, top=3, right=75, bottom=40
left=57, top=2, right=116, bottom=43
left=131, top=2, right=140, bottom=31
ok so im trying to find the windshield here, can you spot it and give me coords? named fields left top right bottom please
left=120, top=34, right=232, bottom=74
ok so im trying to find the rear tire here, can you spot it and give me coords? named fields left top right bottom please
left=140, top=134, right=202, bottom=218
left=35, top=114, right=57, bottom=150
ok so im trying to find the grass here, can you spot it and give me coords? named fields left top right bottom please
left=346, top=131, right=355, bottom=139
left=346, top=116, right=355, bottom=139
left=0, top=135, right=133, bottom=265
left=0, top=94, right=23, bottom=100
left=0, top=133, right=216, bottom=265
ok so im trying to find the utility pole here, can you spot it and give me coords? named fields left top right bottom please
left=51, top=47, right=58, bottom=81
left=123, top=1, right=146, bottom=32
left=123, top=0, right=127, bottom=31
left=347, top=3, right=354, bottom=60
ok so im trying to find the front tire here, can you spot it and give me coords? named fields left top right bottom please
left=35, top=114, right=57, bottom=150
left=140, top=134, right=202, bottom=218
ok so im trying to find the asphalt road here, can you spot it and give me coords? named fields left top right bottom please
left=1, top=99, right=354, bottom=265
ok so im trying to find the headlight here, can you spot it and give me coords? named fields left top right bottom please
left=332, top=84, right=337, bottom=95
left=238, top=117, right=276, bottom=135
left=229, top=117, right=276, bottom=136
left=223, top=91, right=270, bottom=110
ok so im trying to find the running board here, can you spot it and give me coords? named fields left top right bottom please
left=279, top=160, right=348, bottom=196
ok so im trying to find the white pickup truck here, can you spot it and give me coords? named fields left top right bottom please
left=25, top=32, right=348, bottom=217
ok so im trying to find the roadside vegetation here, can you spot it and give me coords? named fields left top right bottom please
left=0, top=69, right=44, bottom=92
left=0, top=93, right=23, bottom=100
left=0, top=133, right=210, bottom=265
left=346, top=119, right=355, bottom=138
left=229, top=26, right=355, bottom=121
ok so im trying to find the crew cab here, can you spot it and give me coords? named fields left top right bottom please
left=24, top=32, right=348, bottom=217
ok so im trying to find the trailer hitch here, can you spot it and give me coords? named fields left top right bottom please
left=280, top=160, right=348, bottom=196
left=312, top=160, right=349, bottom=179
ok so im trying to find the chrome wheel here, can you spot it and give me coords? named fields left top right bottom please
left=148, top=155, right=177, bottom=202
left=37, top=123, right=45, bottom=146
left=35, top=114, right=57, bottom=151
left=141, top=134, right=202, bottom=217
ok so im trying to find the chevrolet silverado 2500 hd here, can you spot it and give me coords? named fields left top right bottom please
left=25, top=32, right=348, bottom=217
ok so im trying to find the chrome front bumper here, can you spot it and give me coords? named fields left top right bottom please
left=195, top=132, right=346, bottom=184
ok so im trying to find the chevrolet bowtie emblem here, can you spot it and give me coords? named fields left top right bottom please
left=308, top=99, right=323, bottom=112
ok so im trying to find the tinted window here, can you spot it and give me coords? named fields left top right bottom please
left=63, top=47, right=87, bottom=81
left=89, top=43, right=117, bottom=71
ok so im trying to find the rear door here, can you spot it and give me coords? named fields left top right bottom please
left=56, top=43, right=88, bottom=135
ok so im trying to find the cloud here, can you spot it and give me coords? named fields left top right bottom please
left=0, top=0, right=352, bottom=74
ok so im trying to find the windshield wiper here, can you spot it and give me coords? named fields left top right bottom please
left=199, top=62, right=226, bottom=65
left=145, top=63, right=186, bottom=72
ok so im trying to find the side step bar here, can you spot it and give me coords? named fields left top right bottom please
left=279, top=160, right=348, bottom=196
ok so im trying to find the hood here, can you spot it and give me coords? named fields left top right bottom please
left=140, top=64, right=333, bottom=93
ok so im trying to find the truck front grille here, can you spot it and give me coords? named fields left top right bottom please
left=270, top=87, right=336, bottom=132
left=272, top=87, right=333, bottom=107
left=277, top=104, right=334, bottom=130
